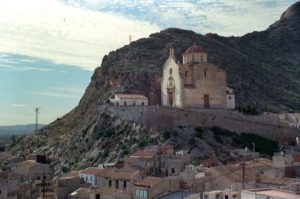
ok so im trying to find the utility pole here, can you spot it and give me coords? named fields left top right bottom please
left=35, top=107, right=40, bottom=131
left=129, top=35, right=132, bottom=58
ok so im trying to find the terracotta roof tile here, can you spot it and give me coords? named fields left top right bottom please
left=130, top=150, right=157, bottom=158
left=60, top=171, right=79, bottom=179
left=81, top=168, right=103, bottom=175
left=135, top=177, right=161, bottom=187
left=183, top=45, right=205, bottom=54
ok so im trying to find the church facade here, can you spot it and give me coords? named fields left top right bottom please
left=161, top=45, right=235, bottom=109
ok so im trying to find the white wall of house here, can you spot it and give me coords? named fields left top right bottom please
left=226, top=87, right=235, bottom=109
left=79, top=173, right=97, bottom=186
left=109, top=95, right=148, bottom=106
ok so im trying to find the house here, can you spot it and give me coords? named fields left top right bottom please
left=134, top=177, right=180, bottom=199
left=161, top=45, right=235, bottom=109
left=160, top=151, right=190, bottom=176
left=56, top=171, right=83, bottom=199
left=95, top=167, right=143, bottom=192
left=124, top=149, right=160, bottom=176
left=272, top=152, right=300, bottom=178
left=13, top=160, right=50, bottom=182
left=241, top=188, right=300, bottom=199
left=203, top=189, right=240, bottom=199
left=91, top=167, right=143, bottom=199
left=109, top=94, right=148, bottom=106
left=0, top=172, right=19, bottom=199
left=230, top=148, right=260, bottom=161
left=79, top=167, right=103, bottom=186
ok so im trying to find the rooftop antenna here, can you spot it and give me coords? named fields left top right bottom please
left=35, top=107, right=40, bottom=131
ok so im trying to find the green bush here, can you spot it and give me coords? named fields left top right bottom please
left=138, top=139, right=149, bottom=148
left=191, top=159, right=200, bottom=166
left=195, top=127, right=203, bottom=138
left=163, top=131, right=171, bottom=140
left=233, top=133, right=279, bottom=156
left=189, top=137, right=196, bottom=146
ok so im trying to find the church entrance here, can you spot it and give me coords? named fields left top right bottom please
left=204, top=94, right=210, bottom=108
left=168, top=92, right=174, bottom=106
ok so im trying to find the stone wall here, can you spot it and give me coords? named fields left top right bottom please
left=103, top=105, right=300, bottom=143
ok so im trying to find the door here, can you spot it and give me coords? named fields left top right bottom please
left=168, top=92, right=174, bottom=106
left=204, top=94, right=210, bottom=108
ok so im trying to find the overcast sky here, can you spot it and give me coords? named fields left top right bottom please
left=0, top=0, right=297, bottom=125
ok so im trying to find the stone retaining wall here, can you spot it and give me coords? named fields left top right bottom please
left=102, top=105, right=300, bottom=143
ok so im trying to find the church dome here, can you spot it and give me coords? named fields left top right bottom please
left=183, top=45, right=205, bottom=54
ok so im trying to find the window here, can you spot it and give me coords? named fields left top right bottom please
left=116, top=180, right=119, bottom=189
left=143, top=190, right=147, bottom=198
left=216, top=194, right=220, bottom=199
left=136, top=190, right=139, bottom=197
left=96, top=194, right=100, bottom=199
left=200, top=55, right=203, bottom=62
left=123, top=181, right=127, bottom=188
left=225, top=195, right=228, bottom=199
left=109, top=180, right=112, bottom=187
left=142, top=102, right=144, bottom=106
left=229, top=96, right=232, bottom=100
left=37, top=176, right=41, bottom=180
left=204, top=69, right=207, bottom=77
left=204, top=195, right=208, bottom=199
left=124, top=101, right=126, bottom=106
left=192, top=55, right=194, bottom=62
left=232, top=194, right=237, bottom=199
left=171, top=168, right=175, bottom=174
left=0, top=190, right=2, bottom=195
left=133, top=102, right=136, bottom=106
left=185, top=71, right=188, bottom=77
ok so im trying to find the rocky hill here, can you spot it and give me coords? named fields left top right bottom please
left=6, top=2, right=300, bottom=174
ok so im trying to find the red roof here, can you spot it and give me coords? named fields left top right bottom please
left=80, top=168, right=103, bottom=175
left=135, top=177, right=161, bottom=187
left=115, top=94, right=148, bottom=100
left=130, top=150, right=157, bottom=158
left=184, top=45, right=205, bottom=54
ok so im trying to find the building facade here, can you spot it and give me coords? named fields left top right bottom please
left=109, top=94, right=148, bottom=106
left=161, top=45, right=235, bottom=109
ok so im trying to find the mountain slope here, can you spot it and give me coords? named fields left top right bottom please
left=6, top=2, right=300, bottom=173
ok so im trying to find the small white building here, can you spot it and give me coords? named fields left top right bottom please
left=203, top=189, right=240, bottom=199
left=109, top=94, right=148, bottom=106
left=79, top=167, right=102, bottom=186
left=226, top=87, right=235, bottom=109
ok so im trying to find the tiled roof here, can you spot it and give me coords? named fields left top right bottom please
left=60, top=171, right=79, bottom=179
left=115, top=94, right=148, bottom=100
left=130, top=150, right=157, bottom=158
left=135, top=177, right=161, bottom=187
left=81, top=168, right=103, bottom=175
left=95, top=167, right=141, bottom=180
left=183, top=45, right=205, bottom=54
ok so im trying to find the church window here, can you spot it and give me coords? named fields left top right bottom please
left=204, top=69, right=208, bottom=77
